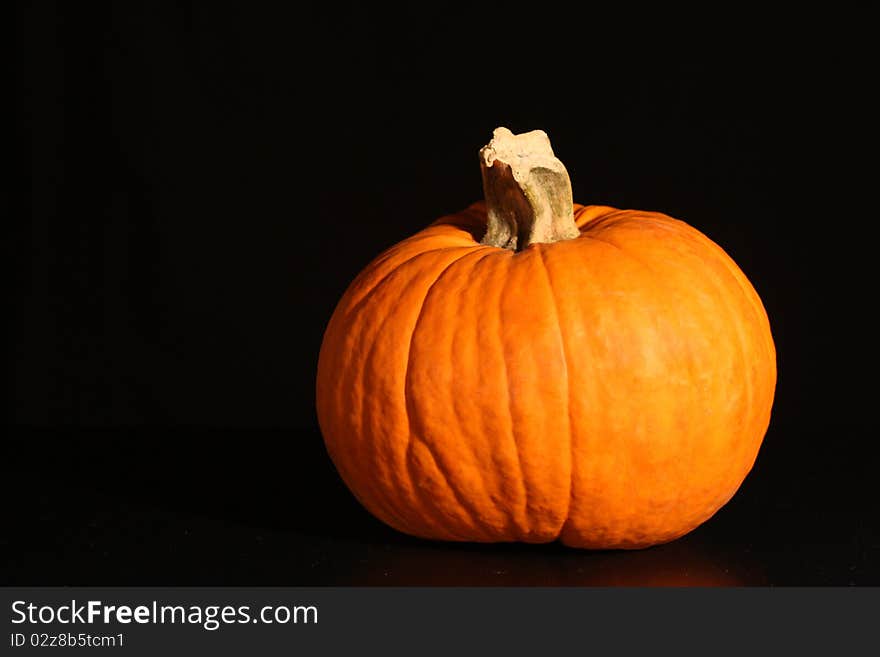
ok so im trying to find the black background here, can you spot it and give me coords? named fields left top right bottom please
left=7, top=3, right=877, bottom=585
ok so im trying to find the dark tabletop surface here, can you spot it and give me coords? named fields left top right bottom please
left=3, top=425, right=876, bottom=587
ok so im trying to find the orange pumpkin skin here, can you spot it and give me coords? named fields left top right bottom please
left=316, top=202, right=776, bottom=549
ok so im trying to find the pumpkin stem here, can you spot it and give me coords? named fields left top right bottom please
left=479, top=127, right=580, bottom=251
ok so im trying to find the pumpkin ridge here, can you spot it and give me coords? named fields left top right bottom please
left=704, top=250, right=767, bottom=510
left=453, top=247, right=528, bottom=540
left=403, top=247, right=498, bottom=540
left=354, top=246, right=476, bottom=537
left=729, top=270, right=776, bottom=427
left=577, top=208, right=636, bottom=233
left=637, top=220, right=766, bottom=504
left=319, top=294, right=412, bottom=532
left=551, top=230, right=682, bottom=544
left=679, top=231, right=759, bottom=522
left=587, top=221, right=768, bottom=532
left=495, top=253, right=530, bottom=538
left=682, top=228, right=777, bottom=397
left=580, top=231, right=665, bottom=280
left=535, top=244, right=575, bottom=541
left=342, top=244, right=481, bottom=318
left=685, top=236, right=767, bottom=499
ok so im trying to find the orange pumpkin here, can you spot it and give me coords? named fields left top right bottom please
left=316, top=127, right=776, bottom=549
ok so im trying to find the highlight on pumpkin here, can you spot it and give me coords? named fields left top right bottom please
left=316, top=127, right=776, bottom=550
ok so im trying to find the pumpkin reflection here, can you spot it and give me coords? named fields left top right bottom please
left=341, top=537, right=764, bottom=586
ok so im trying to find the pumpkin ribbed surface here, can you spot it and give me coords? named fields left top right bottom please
left=316, top=201, right=776, bottom=548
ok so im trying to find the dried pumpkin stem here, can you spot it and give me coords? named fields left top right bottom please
left=479, top=127, right=579, bottom=251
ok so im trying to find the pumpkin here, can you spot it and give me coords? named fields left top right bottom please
left=316, top=127, right=776, bottom=549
